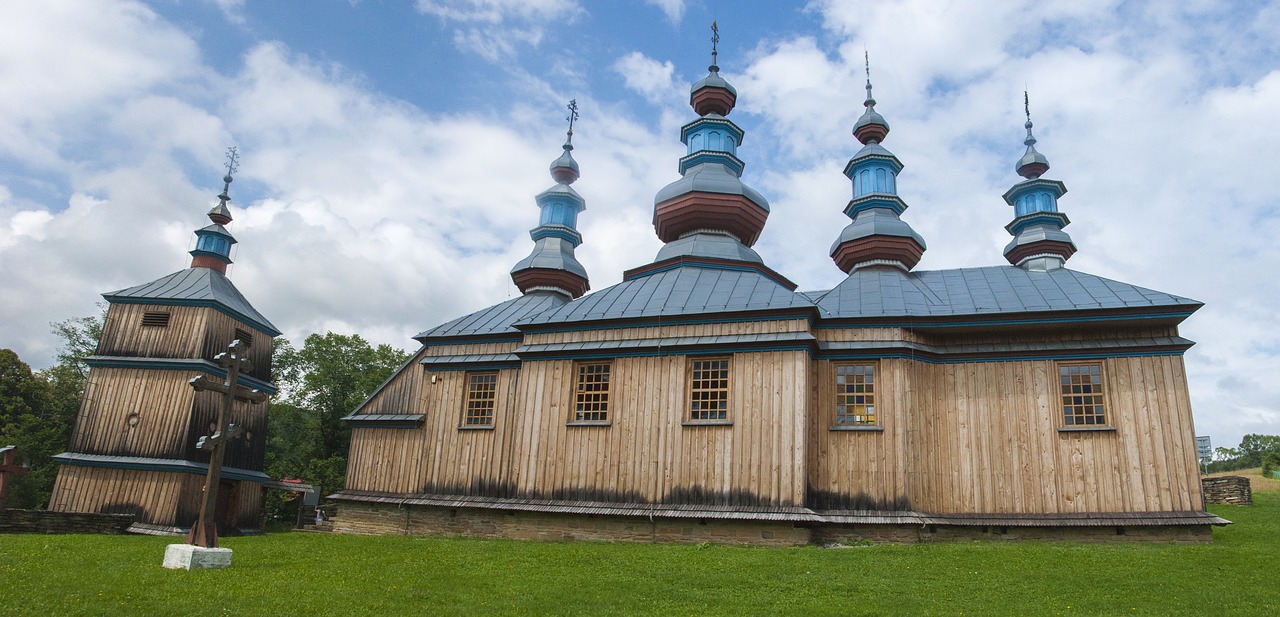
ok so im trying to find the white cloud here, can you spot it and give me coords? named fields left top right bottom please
left=416, top=0, right=581, bottom=59
left=613, top=52, right=679, bottom=105
left=416, top=0, right=580, bottom=23
left=645, top=0, right=685, bottom=24
left=209, top=0, right=246, bottom=25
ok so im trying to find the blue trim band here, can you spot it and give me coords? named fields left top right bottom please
left=53, top=452, right=271, bottom=483
left=85, top=356, right=278, bottom=394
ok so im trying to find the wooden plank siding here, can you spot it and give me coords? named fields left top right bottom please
left=346, top=323, right=1203, bottom=519
left=70, top=367, right=266, bottom=469
left=346, top=344, right=811, bottom=507
left=97, top=302, right=273, bottom=383
left=882, top=356, right=1202, bottom=514
left=49, top=466, right=262, bottom=529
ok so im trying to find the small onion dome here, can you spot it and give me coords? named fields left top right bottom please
left=853, top=78, right=889, bottom=144
left=691, top=66, right=738, bottom=116
left=550, top=143, right=580, bottom=184
left=208, top=175, right=234, bottom=225
left=1016, top=119, right=1050, bottom=179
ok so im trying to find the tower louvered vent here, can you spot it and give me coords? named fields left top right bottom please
left=141, top=312, right=171, bottom=327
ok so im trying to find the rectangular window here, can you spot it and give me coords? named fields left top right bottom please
left=1060, top=363, right=1107, bottom=427
left=835, top=363, right=877, bottom=426
left=141, top=312, right=170, bottom=327
left=463, top=372, right=498, bottom=426
left=689, top=357, right=730, bottom=422
left=573, top=362, right=611, bottom=422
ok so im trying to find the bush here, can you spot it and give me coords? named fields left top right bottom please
left=1262, top=451, right=1280, bottom=479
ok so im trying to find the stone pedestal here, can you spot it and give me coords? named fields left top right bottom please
left=163, top=543, right=233, bottom=569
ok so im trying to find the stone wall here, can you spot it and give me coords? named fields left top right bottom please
left=0, top=509, right=135, bottom=534
left=333, top=501, right=1215, bottom=546
left=334, top=501, right=812, bottom=547
left=1202, top=476, right=1252, bottom=505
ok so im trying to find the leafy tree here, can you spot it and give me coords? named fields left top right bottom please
left=1207, top=434, right=1280, bottom=474
left=0, top=349, right=59, bottom=508
left=0, top=307, right=106, bottom=509
left=264, top=333, right=408, bottom=520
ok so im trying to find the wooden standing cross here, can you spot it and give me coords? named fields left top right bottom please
left=0, top=446, right=30, bottom=510
left=186, top=340, right=267, bottom=548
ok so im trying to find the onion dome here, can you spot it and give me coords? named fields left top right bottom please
left=653, top=22, right=770, bottom=248
left=190, top=149, right=240, bottom=275
left=511, top=100, right=590, bottom=299
left=1002, top=92, right=1076, bottom=271
left=852, top=53, right=889, bottom=145
left=829, top=56, right=926, bottom=273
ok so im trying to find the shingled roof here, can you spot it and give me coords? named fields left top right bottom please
left=103, top=267, right=280, bottom=336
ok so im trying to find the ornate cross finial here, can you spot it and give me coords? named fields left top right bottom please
left=1023, top=89, right=1037, bottom=146
left=565, top=99, right=579, bottom=147
left=224, top=146, right=239, bottom=179
left=863, top=49, right=876, bottom=108
left=710, top=20, right=720, bottom=69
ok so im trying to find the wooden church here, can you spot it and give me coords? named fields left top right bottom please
left=49, top=164, right=282, bottom=534
left=331, top=45, right=1226, bottom=544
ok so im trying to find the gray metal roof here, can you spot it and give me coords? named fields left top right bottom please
left=518, top=265, right=814, bottom=326
left=416, top=291, right=568, bottom=341
left=654, top=231, right=763, bottom=263
left=814, top=265, right=1201, bottom=319
left=103, top=268, right=280, bottom=336
left=510, top=236, right=588, bottom=278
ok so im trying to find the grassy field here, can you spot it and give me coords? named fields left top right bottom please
left=2, top=492, right=1277, bottom=616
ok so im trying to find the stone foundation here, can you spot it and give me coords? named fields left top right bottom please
left=333, top=501, right=812, bottom=547
left=1202, top=476, right=1252, bottom=505
left=0, top=509, right=135, bottom=534
left=332, top=501, right=1214, bottom=546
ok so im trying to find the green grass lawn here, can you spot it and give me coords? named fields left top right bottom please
left=2, top=494, right=1277, bottom=616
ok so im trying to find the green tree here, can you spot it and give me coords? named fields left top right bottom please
left=264, top=333, right=408, bottom=519
left=0, top=349, right=58, bottom=508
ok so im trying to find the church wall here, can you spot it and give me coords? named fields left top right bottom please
left=504, top=350, right=808, bottom=506
left=904, top=355, right=1202, bottom=515
left=807, top=358, right=911, bottom=510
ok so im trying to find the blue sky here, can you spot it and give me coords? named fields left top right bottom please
left=2, top=0, right=1279, bottom=450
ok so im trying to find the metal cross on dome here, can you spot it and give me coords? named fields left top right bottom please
left=565, top=99, right=579, bottom=145
left=185, top=339, right=267, bottom=548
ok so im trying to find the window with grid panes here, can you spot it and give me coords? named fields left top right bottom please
left=463, top=372, right=498, bottom=426
left=1059, top=363, right=1107, bottom=427
left=688, top=357, right=730, bottom=421
left=573, top=362, right=611, bottom=422
left=835, top=363, right=877, bottom=426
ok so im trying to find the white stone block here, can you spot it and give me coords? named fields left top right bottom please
left=163, top=543, right=233, bottom=570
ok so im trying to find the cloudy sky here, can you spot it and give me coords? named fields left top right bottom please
left=2, top=0, right=1277, bottom=449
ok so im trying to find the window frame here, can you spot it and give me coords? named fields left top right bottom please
left=1057, top=361, right=1114, bottom=432
left=568, top=361, right=612, bottom=426
left=831, top=361, right=883, bottom=431
left=460, top=371, right=499, bottom=429
left=684, top=356, right=732, bottom=426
